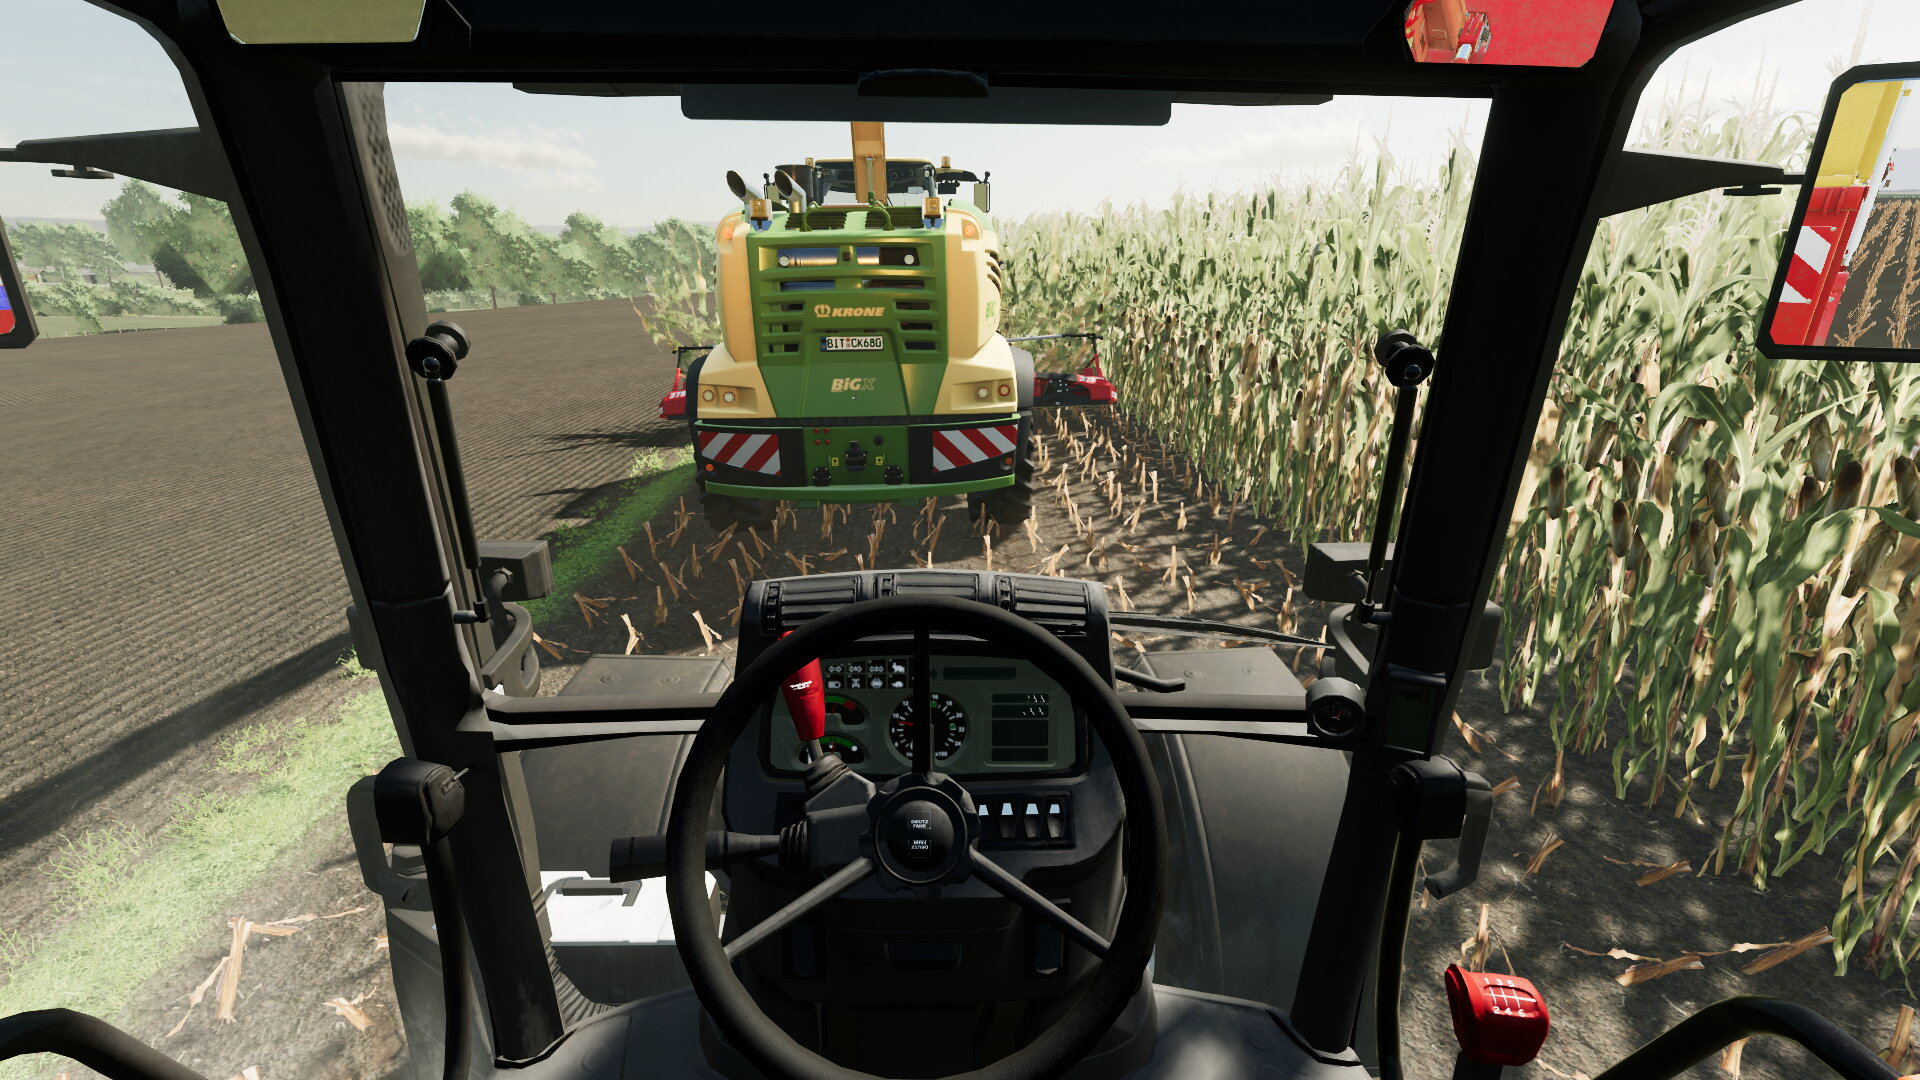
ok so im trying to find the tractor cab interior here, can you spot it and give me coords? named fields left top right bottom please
left=3, top=3, right=1918, bottom=1080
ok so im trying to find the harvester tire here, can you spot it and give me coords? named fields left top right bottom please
left=701, top=491, right=777, bottom=533
left=968, top=436, right=1036, bottom=527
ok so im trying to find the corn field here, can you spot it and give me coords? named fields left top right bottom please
left=1001, top=90, right=1920, bottom=976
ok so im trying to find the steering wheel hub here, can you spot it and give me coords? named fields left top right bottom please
left=870, top=782, right=973, bottom=886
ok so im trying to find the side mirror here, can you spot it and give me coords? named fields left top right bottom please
left=1761, top=64, right=1920, bottom=360
left=971, top=180, right=991, bottom=214
left=0, top=213, right=38, bottom=349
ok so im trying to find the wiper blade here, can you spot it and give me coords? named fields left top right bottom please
left=1108, top=611, right=1328, bottom=650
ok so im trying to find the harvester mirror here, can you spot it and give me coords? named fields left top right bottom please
left=972, top=180, right=991, bottom=213
left=0, top=213, right=38, bottom=349
left=1760, top=64, right=1920, bottom=361
left=773, top=171, right=794, bottom=198
left=725, top=169, right=751, bottom=201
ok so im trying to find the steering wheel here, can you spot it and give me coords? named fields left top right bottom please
left=664, top=595, right=1168, bottom=1080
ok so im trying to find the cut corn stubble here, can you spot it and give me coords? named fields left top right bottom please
left=217, top=917, right=251, bottom=1022
left=325, top=997, right=374, bottom=1031
left=1739, top=927, right=1834, bottom=974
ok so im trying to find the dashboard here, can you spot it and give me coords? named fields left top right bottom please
left=765, top=653, right=1079, bottom=778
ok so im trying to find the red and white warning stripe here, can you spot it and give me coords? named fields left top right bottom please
left=1781, top=223, right=1836, bottom=306
left=930, top=423, right=1018, bottom=472
left=698, top=430, right=782, bottom=476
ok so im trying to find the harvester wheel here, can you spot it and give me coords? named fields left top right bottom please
left=701, top=491, right=777, bottom=533
left=968, top=436, right=1036, bottom=527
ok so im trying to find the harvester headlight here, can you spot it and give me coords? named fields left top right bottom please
left=704, top=385, right=754, bottom=409
left=904, top=253, right=917, bottom=265
left=997, top=383, right=1012, bottom=397
left=976, top=387, right=990, bottom=400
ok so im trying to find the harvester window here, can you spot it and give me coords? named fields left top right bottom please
left=778, top=280, right=836, bottom=291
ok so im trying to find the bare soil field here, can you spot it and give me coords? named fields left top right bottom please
left=1829, top=196, right=1920, bottom=351
left=0, top=299, right=678, bottom=1075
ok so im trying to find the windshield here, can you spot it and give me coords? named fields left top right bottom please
left=10, top=6, right=1920, bottom=1079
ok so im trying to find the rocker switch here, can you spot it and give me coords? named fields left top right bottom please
left=1045, top=802, right=1067, bottom=842
left=1022, top=802, right=1044, bottom=842
left=998, top=802, right=1019, bottom=842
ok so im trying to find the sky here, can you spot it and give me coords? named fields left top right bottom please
left=0, top=0, right=1912, bottom=230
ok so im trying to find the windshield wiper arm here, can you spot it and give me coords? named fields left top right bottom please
left=1108, top=611, right=1329, bottom=650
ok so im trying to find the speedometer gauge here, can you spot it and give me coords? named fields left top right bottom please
left=889, top=694, right=968, bottom=763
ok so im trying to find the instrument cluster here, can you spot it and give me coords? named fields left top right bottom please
left=766, top=654, right=1073, bottom=778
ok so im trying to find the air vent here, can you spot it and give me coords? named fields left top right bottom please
left=1006, top=577, right=1091, bottom=637
left=896, top=300, right=932, bottom=311
left=883, top=571, right=979, bottom=600
left=762, top=575, right=862, bottom=636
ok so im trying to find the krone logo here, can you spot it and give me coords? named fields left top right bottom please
left=813, top=303, right=831, bottom=317
left=830, top=377, right=879, bottom=392
left=815, top=305, right=886, bottom=318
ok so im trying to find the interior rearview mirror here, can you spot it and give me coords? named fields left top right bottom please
left=1762, top=63, right=1920, bottom=361
left=0, top=213, right=39, bottom=349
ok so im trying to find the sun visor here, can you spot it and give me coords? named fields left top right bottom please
left=679, top=85, right=1174, bottom=126
left=214, top=0, right=426, bottom=44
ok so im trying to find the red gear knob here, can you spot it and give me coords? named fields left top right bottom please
left=1445, top=965, right=1550, bottom=1067
left=778, top=633, right=827, bottom=743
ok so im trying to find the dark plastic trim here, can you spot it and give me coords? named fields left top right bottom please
left=1592, top=997, right=1898, bottom=1080
left=0, top=1010, right=209, bottom=1079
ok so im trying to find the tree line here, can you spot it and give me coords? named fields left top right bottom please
left=3, top=180, right=718, bottom=338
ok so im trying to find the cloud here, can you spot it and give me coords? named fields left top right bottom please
left=386, top=121, right=598, bottom=180
left=1144, top=119, right=1370, bottom=171
left=527, top=171, right=606, bottom=193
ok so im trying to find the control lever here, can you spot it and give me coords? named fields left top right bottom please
left=779, top=635, right=827, bottom=755
left=1445, top=965, right=1550, bottom=1079
left=608, top=830, right=793, bottom=881
left=1113, top=666, right=1185, bottom=693
left=778, top=634, right=850, bottom=797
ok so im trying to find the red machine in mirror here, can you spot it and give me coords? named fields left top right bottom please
left=1403, top=0, right=1613, bottom=67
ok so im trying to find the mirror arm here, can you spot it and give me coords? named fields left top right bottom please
left=0, top=128, right=235, bottom=201
left=1596, top=149, right=1793, bottom=217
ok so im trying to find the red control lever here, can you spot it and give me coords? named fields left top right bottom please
left=1445, top=965, right=1550, bottom=1071
left=778, top=633, right=827, bottom=745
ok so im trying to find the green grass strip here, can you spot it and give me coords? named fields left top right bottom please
left=523, top=446, right=696, bottom=626
left=0, top=679, right=398, bottom=1080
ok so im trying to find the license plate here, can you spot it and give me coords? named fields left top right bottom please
left=822, top=335, right=885, bottom=351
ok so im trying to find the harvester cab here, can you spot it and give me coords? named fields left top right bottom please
left=658, top=122, right=1108, bottom=533
left=8, top=6, right=1920, bottom=1080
